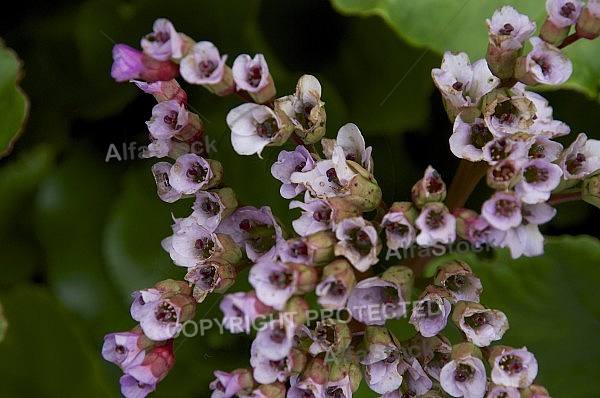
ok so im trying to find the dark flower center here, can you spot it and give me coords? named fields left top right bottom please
left=289, top=240, right=308, bottom=258
left=270, top=324, right=287, bottom=343
left=295, top=161, right=307, bottom=172
left=529, top=143, right=546, bottom=159
left=295, top=104, right=315, bottom=130
left=197, top=265, right=217, bottom=287
left=256, top=117, right=279, bottom=138
left=313, top=207, right=332, bottom=223
left=247, top=66, right=262, bottom=87
left=499, top=354, right=524, bottom=374
left=499, top=23, right=514, bottom=35
left=148, top=31, right=170, bottom=43
left=426, top=210, right=445, bottom=229
left=350, top=227, right=372, bottom=256
left=269, top=270, right=294, bottom=289
left=427, top=171, right=444, bottom=193
left=452, top=81, right=464, bottom=91
left=524, top=165, right=549, bottom=183
left=465, top=312, right=488, bottom=328
left=115, top=345, right=126, bottom=355
left=386, top=221, right=409, bottom=236
left=566, top=152, right=586, bottom=175
left=533, top=57, right=551, bottom=76
left=495, top=198, right=519, bottom=217
left=488, top=138, right=510, bottom=162
left=445, top=274, right=467, bottom=292
left=186, top=161, right=208, bottom=183
left=471, top=122, right=493, bottom=149
left=491, top=162, right=516, bottom=182
left=195, top=238, right=215, bottom=258
left=454, top=364, right=474, bottom=382
left=269, top=358, right=287, bottom=371
left=326, top=387, right=344, bottom=398
left=198, top=60, right=217, bottom=78
left=329, top=280, right=347, bottom=297
left=155, top=301, right=177, bottom=322
left=560, top=2, right=576, bottom=18
left=200, top=198, right=220, bottom=216
left=163, top=111, right=179, bottom=129
left=316, top=324, right=336, bottom=344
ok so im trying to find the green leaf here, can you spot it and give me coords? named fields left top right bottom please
left=0, top=40, right=29, bottom=157
left=329, top=0, right=600, bottom=97
left=0, top=285, right=118, bottom=397
left=467, top=235, right=600, bottom=397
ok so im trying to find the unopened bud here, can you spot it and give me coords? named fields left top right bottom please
left=344, top=160, right=383, bottom=212
left=539, top=18, right=571, bottom=46
left=304, top=230, right=337, bottom=265
left=288, top=263, right=318, bottom=294
left=283, top=296, right=309, bottom=326
left=451, top=342, right=482, bottom=361
left=576, top=1, right=600, bottom=39
left=412, top=166, right=447, bottom=208
left=582, top=173, right=600, bottom=209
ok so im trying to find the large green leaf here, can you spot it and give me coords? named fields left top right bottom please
left=0, top=285, right=118, bottom=397
left=330, top=0, right=600, bottom=97
left=0, top=40, right=29, bottom=157
left=465, top=235, right=600, bottom=397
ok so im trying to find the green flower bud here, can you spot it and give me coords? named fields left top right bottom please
left=344, top=160, right=383, bottom=212
left=540, top=18, right=570, bottom=46
left=381, top=265, right=414, bottom=297
left=451, top=342, right=483, bottom=361
left=205, top=159, right=224, bottom=189
left=288, top=263, right=318, bottom=294
left=284, top=296, right=309, bottom=326
left=576, top=3, right=600, bottom=40
left=304, top=230, right=337, bottom=265
left=582, top=173, right=600, bottom=209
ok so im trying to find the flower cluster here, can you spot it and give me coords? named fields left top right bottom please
left=102, top=3, right=600, bottom=397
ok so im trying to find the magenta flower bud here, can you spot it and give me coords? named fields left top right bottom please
left=334, top=216, right=381, bottom=272
left=440, top=343, right=486, bottom=398
left=514, top=37, right=573, bottom=86
left=111, top=44, right=179, bottom=83
left=274, top=74, right=327, bottom=144
left=409, top=285, right=453, bottom=338
left=488, top=345, right=538, bottom=389
left=452, top=301, right=509, bottom=347
left=219, top=291, right=275, bottom=334
left=126, top=341, right=175, bottom=385
left=381, top=201, right=418, bottom=250
left=146, top=99, right=203, bottom=141
left=576, top=0, right=600, bottom=39
left=119, top=374, right=155, bottom=398
left=180, top=41, right=235, bottom=96
left=415, top=202, right=456, bottom=246
left=232, top=53, right=276, bottom=103
left=140, top=18, right=193, bottom=61
left=185, top=259, right=237, bottom=303
left=209, top=368, right=255, bottom=398
left=315, top=259, right=356, bottom=309
left=102, top=328, right=152, bottom=371
left=412, top=166, right=447, bottom=208
left=132, top=79, right=187, bottom=103
left=434, top=260, right=483, bottom=303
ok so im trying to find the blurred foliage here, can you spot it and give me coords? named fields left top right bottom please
left=0, top=0, right=599, bottom=397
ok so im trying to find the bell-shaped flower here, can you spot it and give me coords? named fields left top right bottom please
left=180, top=41, right=235, bottom=96
left=146, top=99, right=202, bottom=141
left=289, top=197, right=336, bottom=236
left=191, top=188, right=238, bottom=232
left=185, top=259, right=237, bottom=303
left=381, top=202, right=418, bottom=250
left=450, top=116, right=494, bottom=162
left=409, top=334, right=452, bottom=382
left=415, top=202, right=456, bottom=247
left=439, top=343, right=487, bottom=398
left=452, top=301, right=509, bottom=347
left=209, top=368, right=254, bottom=398
left=558, top=132, right=600, bottom=180
left=489, top=346, right=538, bottom=389
left=140, top=18, right=193, bottom=61
left=412, top=166, right=447, bottom=208
left=515, top=37, right=573, bottom=86
left=219, top=291, right=274, bottom=334
left=315, top=259, right=356, bottom=310
left=409, top=286, right=453, bottom=338
left=322, top=123, right=374, bottom=173
left=270, top=145, right=315, bottom=199
left=111, top=43, right=179, bottom=83
left=226, top=102, right=291, bottom=157
left=486, top=383, right=520, bottom=398
left=274, top=74, right=326, bottom=144
left=528, top=136, right=564, bottom=162
left=434, top=260, right=483, bottom=303
left=252, top=316, right=298, bottom=361
left=102, top=328, right=152, bottom=371
left=576, top=0, right=600, bottom=39
left=168, top=153, right=222, bottom=194
left=232, top=53, right=276, bottom=103
left=546, top=0, right=584, bottom=29
left=217, top=205, right=283, bottom=261
left=334, top=216, right=381, bottom=272
left=482, top=137, right=529, bottom=165
left=151, top=162, right=182, bottom=203
left=119, top=374, right=155, bottom=398
left=125, top=342, right=175, bottom=386
left=514, top=159, right=563, bottom=203
left=481, top=190, right=522, bottom=231
left=346, top=266, right=413, bottom=325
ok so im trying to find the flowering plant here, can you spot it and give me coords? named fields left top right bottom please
left=96, top=2, right=600, bottom=397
